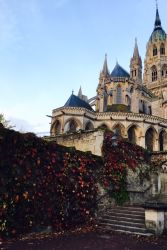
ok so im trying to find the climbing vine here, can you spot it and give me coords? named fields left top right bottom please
left=101, top=131, right=150, bottom=204
left=0, top=125, right=101, bottom=239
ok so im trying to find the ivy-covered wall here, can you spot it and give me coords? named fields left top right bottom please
left=0, top=126, right=102, bottom=238
left=0, top=126, right=153, bottom=239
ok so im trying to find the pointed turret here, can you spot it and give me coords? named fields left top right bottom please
left=130, top=38, right=142, bottom=84
left=78, top=86, right=83, bottom=99
left=133, top=38, right=140, bottom=59
left=77, top=86, right=88, bottom=102
left=100, top=54, right=110, bottom=77
left=154, top=3, right=161, bottom=29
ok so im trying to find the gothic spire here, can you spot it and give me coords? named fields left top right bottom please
left=133, top=38, right=140, bottom=58
left=154, top=2, right=161, bottom=29
left=78, top=86, right=83, bottom=99
left=102, top=54, right=110, bottom=76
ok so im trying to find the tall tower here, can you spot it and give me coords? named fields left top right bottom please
left=143, top=4, right=167, bottom=97
left=130, top=38, right=142, bottom=84
left=96, top=54, right=110, bottom=112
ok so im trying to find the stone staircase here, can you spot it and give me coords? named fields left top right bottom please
left=98, top=206, right=152, bottom=236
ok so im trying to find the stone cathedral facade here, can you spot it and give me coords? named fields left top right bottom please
left=50, top=6, right=167, bottom=153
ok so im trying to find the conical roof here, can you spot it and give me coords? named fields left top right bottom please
left=64, top=93, right=93, bottom=111
left=111, top=63, right=130, bottom=78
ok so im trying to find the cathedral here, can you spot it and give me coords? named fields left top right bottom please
left=50, top=6, right=167, bottom=152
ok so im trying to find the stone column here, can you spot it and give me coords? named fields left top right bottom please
left=154, top=138, right=159, bottom=151
left=139, top=135, right=145, bottom=149
left=145, top=208, right=165, bottom=235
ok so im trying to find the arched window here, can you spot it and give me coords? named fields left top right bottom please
left=148, top=106, right=152, bottom=115
left=69, top=120, right=77, bottom=132
left=128, top=126, right=136, bottom=144
left=161, top=65, right=167, bottom=78
left=151, top=66, right=157, bottom=82
left=116, top=85, right=122, bottom=104
left=130, top=87, right=134, bottom=93
left=54, top=120, right=61, bottom=135
left=153, top=45, right=157, bottom=56
left=159, top=131, right=167, bottom=151
left=143, top=101, right=146, bottom=114
left=64, top=119, right=79, bottom=133
left=145, top=128, right=155, bottom=151
left=85, top=121, right=94, bottom=130
left=160, top=43, right=165, bottom=55
left=112, top=124, right=125, bottom=137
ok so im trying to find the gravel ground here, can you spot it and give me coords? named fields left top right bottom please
left=1, top=229, right=167, bottom=250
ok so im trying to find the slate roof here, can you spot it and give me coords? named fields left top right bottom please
left=64, top=94, right=94, bottom=111
left=111, top=63, right=130, bottom=78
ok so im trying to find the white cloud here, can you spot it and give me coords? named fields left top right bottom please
left=9, top=116, right=50, bottom=136
left=9, top=117, right=35, bottom=132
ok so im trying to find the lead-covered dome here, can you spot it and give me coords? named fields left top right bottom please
left=149, top=7, right=166, bottom=42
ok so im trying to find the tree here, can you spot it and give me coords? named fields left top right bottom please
left=0, top=114, right=14, bottom=129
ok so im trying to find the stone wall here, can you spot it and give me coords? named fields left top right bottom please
left=55, top=129, right=104, bottom=156
left=127, top=168, right=152, bottom=204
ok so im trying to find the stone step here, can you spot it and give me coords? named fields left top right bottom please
left=99, top=218, right=145, bottom=228
left=107, top=211, right=144, bottom=219
left=98, top=206, right=149, bottom=235
left=109, top=207, right=145, bottom=214
left=112, top=206, right=145, bottom=211
left=99, top=222, right=148, bottom=234
left=102, top=214, right=145, bottom=222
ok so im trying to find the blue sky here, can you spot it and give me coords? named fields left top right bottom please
left=0, top=0, right=167, bottom=134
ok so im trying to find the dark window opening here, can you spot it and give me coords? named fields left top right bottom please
left=153, top=46, right=157, bottom=56
left=152, top=68, right=157, bottom=81
left=160, top=45, right=165, bottom=55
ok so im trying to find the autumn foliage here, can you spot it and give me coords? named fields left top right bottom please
left=0, top=126, right=100, bottom=238
left=0, top=126, right=150, bottom=239
left=101, top=131, right=150, bottom=204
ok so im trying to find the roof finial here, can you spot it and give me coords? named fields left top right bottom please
left=72, top=89, right=74, bottom=95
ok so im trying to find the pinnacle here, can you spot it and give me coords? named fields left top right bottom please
left=154, top=3, right=161, bottom=28
left=133, top=38, right=140, bottom=58
left=102, top=54, right=110, bottom=76
left=78, top=86, right=83, bottom=98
